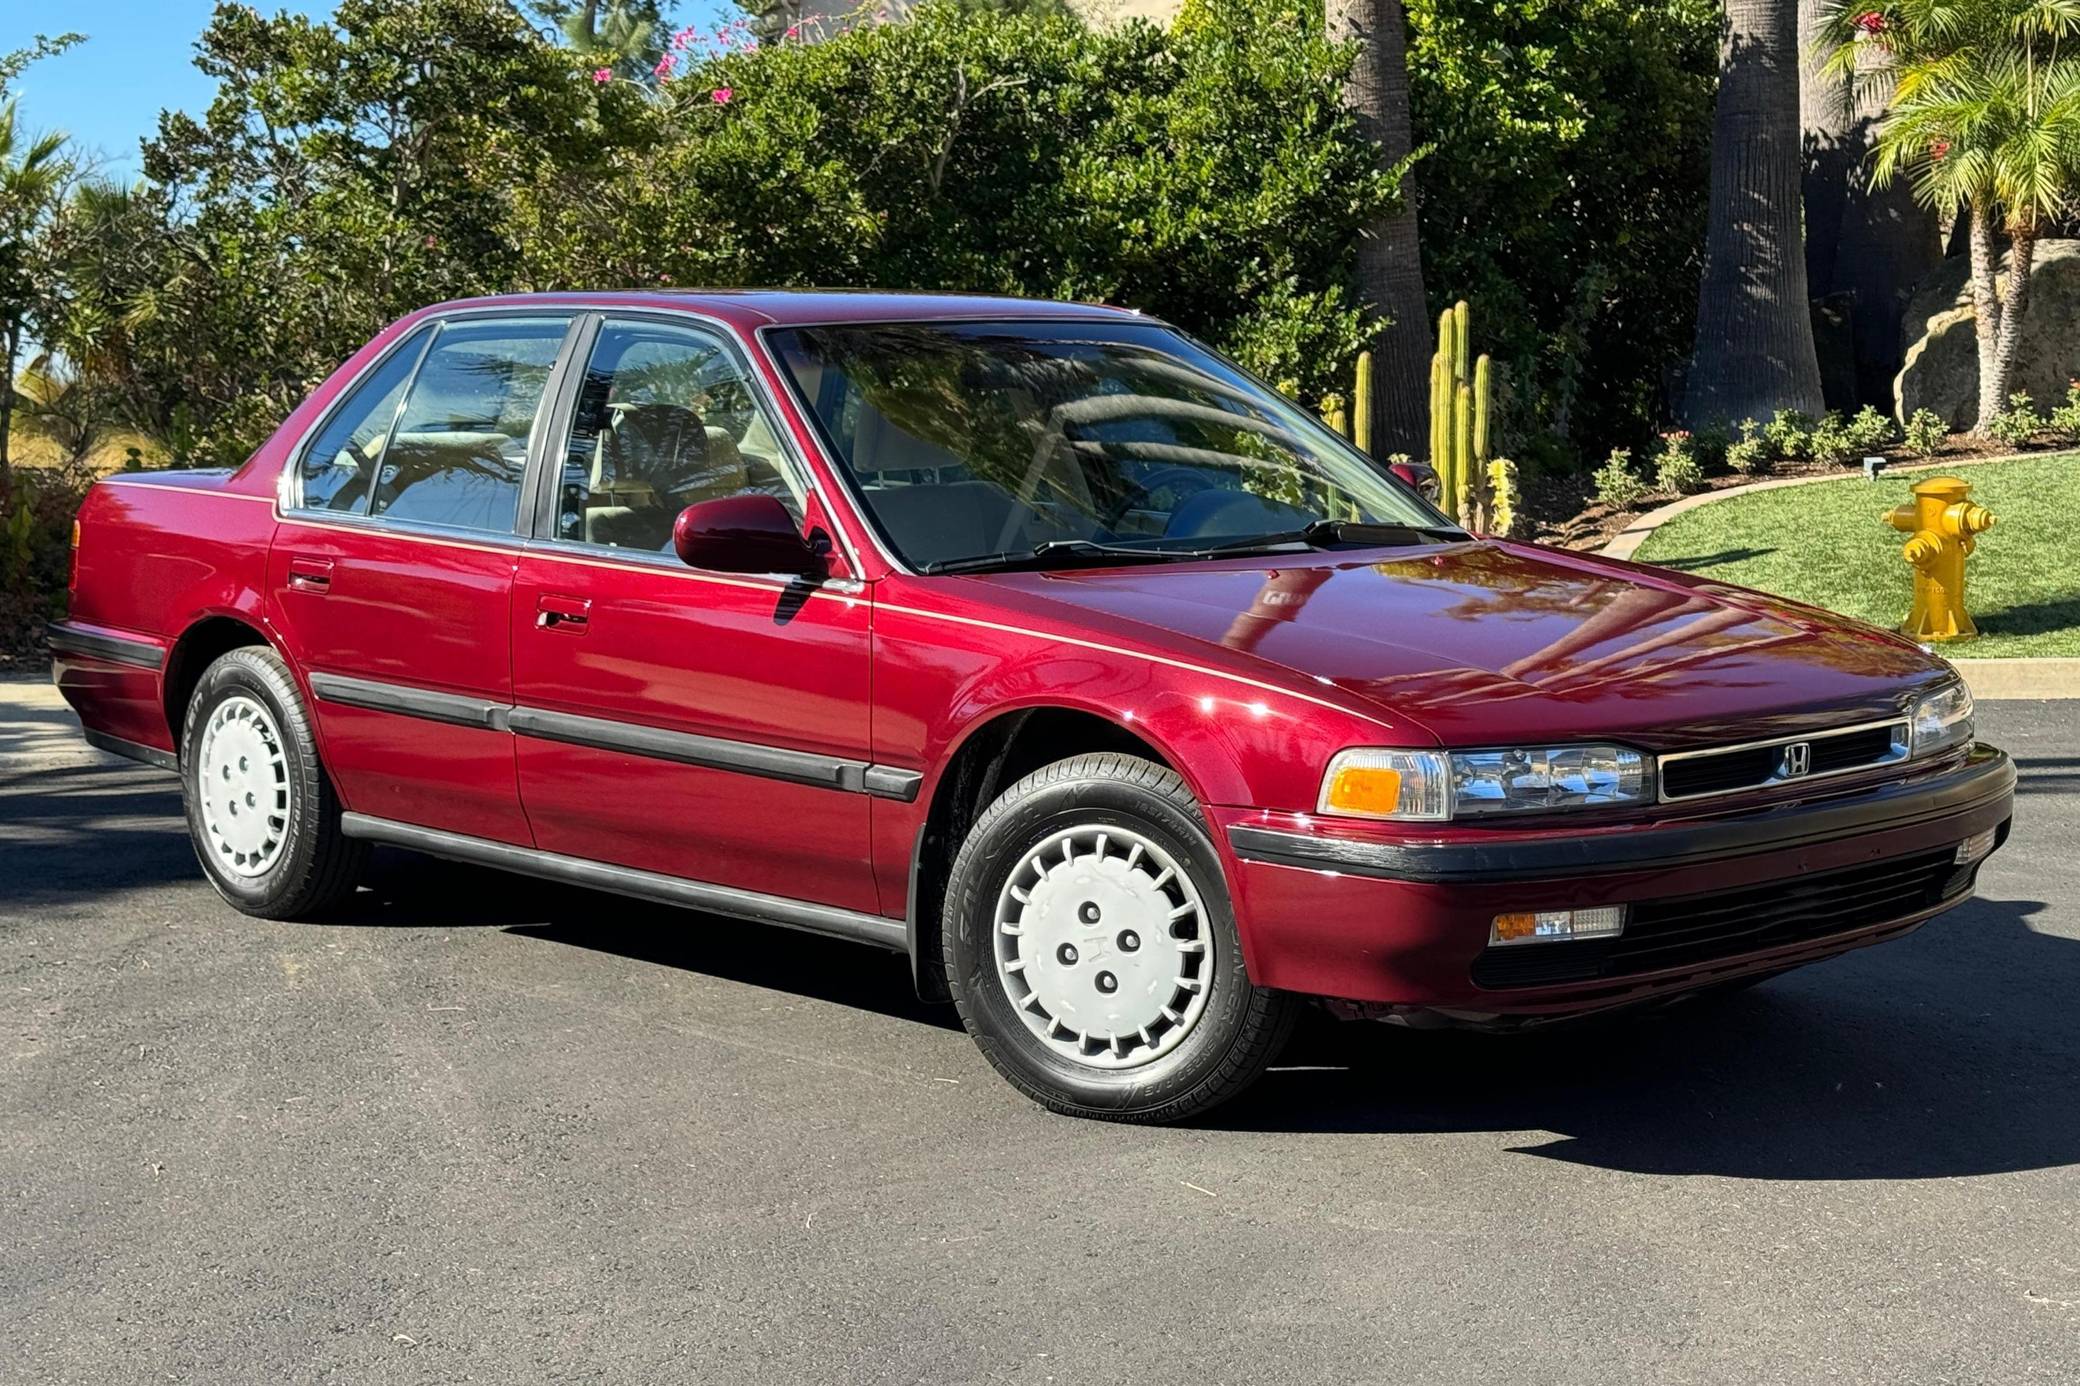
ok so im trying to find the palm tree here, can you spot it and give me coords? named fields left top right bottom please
left=1823, top=0, right=2080, bottom=432
left=0, top=98, right=68, bottom=484
left=1325, top=0, right=1430, bottom=455
left=1682, top=0, right=1828, bottom=428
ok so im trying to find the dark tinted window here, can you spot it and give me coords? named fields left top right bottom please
left=297, top=328, right=430, bottom=513
left=368, top=318, right=569, bottom=533
left=555, top=320, right=804, bottom=552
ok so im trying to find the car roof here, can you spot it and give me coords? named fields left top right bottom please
left=415, top=288, right=1152, bottom=331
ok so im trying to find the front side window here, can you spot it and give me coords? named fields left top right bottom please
left=555, top=320, right=806, bottom=551
left=768, top=319, right=1456, bottom=572
left=365, top=317, right=570, bottom=533
left=297, top=327, right=431, bottom=513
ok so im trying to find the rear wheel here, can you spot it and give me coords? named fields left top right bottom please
left=943, top=752, right=1296, bottom=1123
left=180, top=647, right=366, bottom=919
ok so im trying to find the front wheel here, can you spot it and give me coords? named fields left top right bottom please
left=943, top=752, right=1297, bottom=1123
left=180, top=646, right=366, bottom=919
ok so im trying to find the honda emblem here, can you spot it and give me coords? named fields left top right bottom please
left=1782, top=742, right=1812, bottom=778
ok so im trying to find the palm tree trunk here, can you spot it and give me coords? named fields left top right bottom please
left=1681, top=0, right=1826, bottom=429
left=1800, top=12, right=1940, bottom=408
left=1967, top=202, right=2003, bottom=433
left=1325, top=0, right=1429, bottom=455
left=1981, top=221, right=2036, bottom=433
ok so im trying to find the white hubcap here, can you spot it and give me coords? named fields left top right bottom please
left=196, top=695, right=292, bottom=878
left=993, top=825, right=1214, bottom=1069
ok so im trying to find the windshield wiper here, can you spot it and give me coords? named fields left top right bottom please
left=1198, top=518, right=1464, bottom=557
left=920, top=538, right=1208, bottom=576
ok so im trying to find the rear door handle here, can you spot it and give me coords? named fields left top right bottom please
left=286, top=557, right=334, bottom=593
left=535, top=595, right=591, bottom=632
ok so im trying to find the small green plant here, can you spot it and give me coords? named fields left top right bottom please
left=1654, top=430, right=1705, bottom=495
left=1689, top=422, right=1730, bottom=468
left=1593, top=447, right=1647, bottom=509
left=1987, top=391, right=2044, bottom=448
left=1724, top=417, right=1769, bottom=474
left=1844, top=405, right=1897, bottom=454
left=1903, top=408, right=1947, bottom=458
left=2047, top=382, right=2080, bottom=444
left=1807, top=411, right=1855, bottom=465
left=1763, top=409, right=1814, bottom=460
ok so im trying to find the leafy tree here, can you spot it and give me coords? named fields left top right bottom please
left=133, top=0, right=644, bottom=461
left=537, top=0, right=1400, bottom=403
left=1406, top=0, right=1719, bottom=460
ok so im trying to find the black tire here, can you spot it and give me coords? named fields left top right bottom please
left=943, top=752, right=1297, bottom=1123
left=179, top=646, right=366, bottom=919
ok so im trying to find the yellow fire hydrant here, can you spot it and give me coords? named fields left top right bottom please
left=1884, top=475, right=1996, bottom=641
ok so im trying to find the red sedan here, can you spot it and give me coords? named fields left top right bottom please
left=49, top=291, right=2013, bottom=1122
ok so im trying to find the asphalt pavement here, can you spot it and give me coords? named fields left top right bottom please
left=3, top=674, right=2077, bottom=1384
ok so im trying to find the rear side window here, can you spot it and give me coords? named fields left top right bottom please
left=297, top=327, right=430, bottom=514
left=368, top=317, right=570, bottom=533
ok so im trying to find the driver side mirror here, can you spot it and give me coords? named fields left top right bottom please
left=673, top=494, right=824, bottom=578
left=1388, top=459, right=1442, bottom=505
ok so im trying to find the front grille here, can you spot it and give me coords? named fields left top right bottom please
left=1470, top=847, right=1975, bottom=990
left=1659, top=719, right=1909, bottom=802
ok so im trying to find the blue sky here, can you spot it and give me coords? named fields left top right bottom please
left=3, top=1, right=729, bottom=178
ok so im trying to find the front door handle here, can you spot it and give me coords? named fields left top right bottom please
left=286, top=556, right=334, bottom=593
left=535, top=595, right=591, bottom=633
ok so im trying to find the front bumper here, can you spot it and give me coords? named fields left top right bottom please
left=1220, top=745, right=2015, bottom=1021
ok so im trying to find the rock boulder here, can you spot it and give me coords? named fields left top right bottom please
left=1896, top=238, right=2080, bottom=427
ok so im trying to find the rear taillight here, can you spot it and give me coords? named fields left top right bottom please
left=68, top=518, right=80, bottom=592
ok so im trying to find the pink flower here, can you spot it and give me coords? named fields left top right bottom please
left=1853, top=9, right=1887, bottom=33
left=1931, top=138, right=1951, bottom=160
left=653, top=53, right=676, bottom=78
left=711, top=86, right=734, bottom=105
left=784, top=22, right=801, bottom=38
left=671, top=25, right=698, bottom=50
left=423, top=233, right=438, bottom=249
left=591, top=67, right=612, bottom=84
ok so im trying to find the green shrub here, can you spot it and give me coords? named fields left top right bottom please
left=1844, top=404, right=1897, bottom=454
left=1593, top=447, right=1647, bottom=508
left=1987, top=392, right=2045, bottom=448
left=2047, top=383, right=2080, bottom=444
left=1724, top=417, right=1769, bottom=474
left=1902, top=408, right=1947, bottom=458
left=1763, top=409, right=1813, bottom=460
left=1689, top=421, right=1730, bottom=468
left=1653, top=430, right=1704, bottom=495
left=1807, top=412, right=1855, bottom=465
left=0, top=463, right=95, bottom=661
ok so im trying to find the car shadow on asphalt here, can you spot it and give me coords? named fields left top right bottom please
left=1217, top=891, right=2079, bottom=1180
left=355, top=850, right=960, bottom=1032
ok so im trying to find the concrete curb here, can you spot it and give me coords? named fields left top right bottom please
left=1951, top=658, right=2080, bottom=702
left=1599, top=451, right=2077, bottom=699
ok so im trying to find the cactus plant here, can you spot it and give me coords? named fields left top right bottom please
left=1428, top=299, right=1502, bottom=530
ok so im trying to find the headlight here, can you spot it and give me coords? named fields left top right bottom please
left=1909, top=682, right=1975, bottom=756
left=1319, top=744, right=1654, bottom=821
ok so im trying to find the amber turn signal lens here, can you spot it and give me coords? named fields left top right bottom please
left=1325, top=765, right=1402, bottom=816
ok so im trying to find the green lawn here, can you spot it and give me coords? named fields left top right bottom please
left=1631, top=453, right=2080, bottom=658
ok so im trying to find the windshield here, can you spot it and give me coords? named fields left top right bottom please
left=766, top=319, right=1455, bottom=572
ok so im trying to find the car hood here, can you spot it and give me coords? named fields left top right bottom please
left=973, top=540, right=1951, bottom=750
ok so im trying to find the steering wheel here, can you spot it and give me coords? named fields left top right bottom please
left=1097, top=466, right=1218, bottom=534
